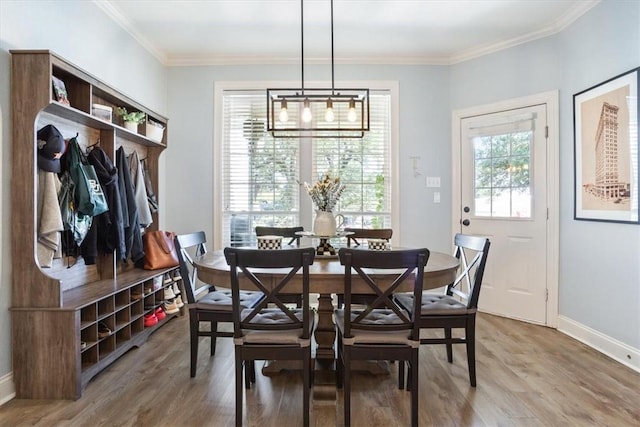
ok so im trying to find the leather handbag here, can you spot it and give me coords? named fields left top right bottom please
left=143, top=230, right=179, bottom=270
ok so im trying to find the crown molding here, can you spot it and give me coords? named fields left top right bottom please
left=97, top=0, right=601, bottom=68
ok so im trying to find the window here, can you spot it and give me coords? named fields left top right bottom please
left=218, top=87, right=394, bottom=247
left=469, top=114, right=534, bottom=218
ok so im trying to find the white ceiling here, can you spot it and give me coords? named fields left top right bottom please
left=96, top=0, right=600, bottom=66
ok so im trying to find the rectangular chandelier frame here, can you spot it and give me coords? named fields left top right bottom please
left=266, top=88, right=370, bottom=138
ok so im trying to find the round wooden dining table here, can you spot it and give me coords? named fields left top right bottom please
left=194, top=248, right=459, bottom=363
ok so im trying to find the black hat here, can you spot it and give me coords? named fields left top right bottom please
left=37, top=125, right=66, bottom=173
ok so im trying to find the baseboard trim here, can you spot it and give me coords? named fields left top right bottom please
left=558, top=315, right=639, bottom=373
left=0, top=372, right=15, bottom=406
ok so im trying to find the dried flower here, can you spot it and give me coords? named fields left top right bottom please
left=304, top=173, right=346, bottom=212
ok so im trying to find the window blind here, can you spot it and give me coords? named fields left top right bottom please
left=220, top=90, right=393, bottom=247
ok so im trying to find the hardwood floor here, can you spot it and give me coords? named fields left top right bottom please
left=1, top=313, right=638, bottom=426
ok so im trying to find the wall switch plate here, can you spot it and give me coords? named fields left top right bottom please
left=426, top=176, right=441, bottom=188
left=434, top=192, right=441, bottom=203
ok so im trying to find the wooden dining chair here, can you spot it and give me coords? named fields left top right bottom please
left=224, top=246, right=316, bottom=427
left=344, top=227, right=393, bottom=247
left=395, top=233, right=490, bottom=387
left=255, top=226, right=305, bottom=306
left=336, top=247, right=429, bottom=427
left=255, top=225, right=304, bottom=246
left=175, top=232, right=264, bottom=378
left=337, top=228, right=395, bottom=308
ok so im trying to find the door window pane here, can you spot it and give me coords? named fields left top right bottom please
left=473, top=131, right=533, bottom=218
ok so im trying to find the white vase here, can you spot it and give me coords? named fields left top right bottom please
left=124, top=121, right=138, bottom=133
left=313, top=210, right=337, bottom=236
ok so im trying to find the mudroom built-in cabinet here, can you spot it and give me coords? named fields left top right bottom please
left=10, top=50, right=180, bottom=400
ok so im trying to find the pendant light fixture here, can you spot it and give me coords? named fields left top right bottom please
left=266, top=0, right=370, bottom=138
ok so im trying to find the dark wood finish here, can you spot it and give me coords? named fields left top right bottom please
left=255, top=226, right=305, bottom=305
left=344, top=227, right=393, bottom=247
left=1, top=313, right=639, bottom=426
left=256, top=225, right=304, bottom=246
left=175, top=231, right=241, bottom=378
left=10, top=50, right=171, bottom=400
left=194, top=249, right=459, bottom=364
left=336, top=248, right=429, bottom=427
left=397, top=233, right=491, bottom=388
left=225, top=247, right=316, bottom=427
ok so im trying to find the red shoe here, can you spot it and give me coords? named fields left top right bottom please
left=154, top=306, right=167, bottom=321
left=144, top=313, right=158, bottom=327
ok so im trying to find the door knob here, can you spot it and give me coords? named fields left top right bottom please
left=462, top=219, right=470, bottom=226
left=463, top=206, right=470, bottom=213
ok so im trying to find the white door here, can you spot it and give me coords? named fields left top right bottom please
left=459, top=104, right=548, bottom=324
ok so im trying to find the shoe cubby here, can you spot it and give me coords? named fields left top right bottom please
left=81, top=346, right=99, bottom=370
left=131, top=317, right=144, bottom=334
left=115, top=307, right=130, bottom=331
left=98, top=298, right=115, bottom=321
left=116, top=325, right=132, bottom=347
left=131, top=299, right=144, bottom=319
left=11, top=50, right=173, bottom=400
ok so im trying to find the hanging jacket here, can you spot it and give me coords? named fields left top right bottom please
left=127, top=150, right=153, bottom=228
left=87, top=146, right=126, bottom=260
left=116, top=146, right=145, bottom=263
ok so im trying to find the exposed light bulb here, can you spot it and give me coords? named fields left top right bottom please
left=302, top=98, right=312, bottom=123
left=278, top=100, right=288, bottom=123
left=325, top=98, right=334, bottom=122
left=347, top=99, right=357, bottom=122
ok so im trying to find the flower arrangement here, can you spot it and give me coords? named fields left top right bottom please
left=304, top=173, right=346, bottom=212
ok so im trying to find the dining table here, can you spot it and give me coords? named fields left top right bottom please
left=194, top=247, right=459, bottom=366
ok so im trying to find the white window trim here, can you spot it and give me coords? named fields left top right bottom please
left=213, top=80, right=400, bottom=250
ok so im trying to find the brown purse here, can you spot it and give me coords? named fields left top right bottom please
left=143, top=230, right=179, bottom=270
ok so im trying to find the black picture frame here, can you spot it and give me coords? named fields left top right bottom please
left=573, top=67, right=639, bottom=224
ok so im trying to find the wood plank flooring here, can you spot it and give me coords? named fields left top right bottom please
left=1, top=313, right=639, bottom=426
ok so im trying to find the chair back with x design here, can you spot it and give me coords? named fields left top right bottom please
left=447, top=233, right=490, bottom=311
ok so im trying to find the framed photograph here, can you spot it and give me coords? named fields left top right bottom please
left=573, top=67, right=639, bottom=224
left=51, top=76, right=70, bottom=106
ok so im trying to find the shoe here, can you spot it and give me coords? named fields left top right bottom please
left=172, top=270, right=182, bottom=282
left=153, top=276, right=163, bottom=291
left=98, top=322, right=112, bottom=338
left=80, top=341, right=87, bottom=350
left=144, top=313, right=159, bottom=327
left=172, top=282, right=181, bottom=295
left=164, top=299, right=179, bottom=314
left=163, top=286, right=176, bottom=300
left=175, top=295, right=184, bottom=309
left=144, top=284, right=154, bottom=295
left=131, top=290, right=144, bottom=301
left=163, top=273, right=173, bottom=285
left=154, top=306, right=166, bottom=321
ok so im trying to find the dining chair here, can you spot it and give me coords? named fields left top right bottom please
left=255, top=225, right=305, bottom=306
left=175, top=232, right=264, bottom=378
left=255, top=225, right=304, bottom=246
left=336, top=247, right=429, bottom=427
left=224, top=246, right=316, bottom=427
left=338, top=228, right=394, bottom=308
left=395, top=233, right=490, bottom=387
left=344, top=227, right=393, bottom=247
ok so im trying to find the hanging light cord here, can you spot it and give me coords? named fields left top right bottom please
left=331, top=0, right=335, bottom=94
left=301, top=0, right=305, bottom=95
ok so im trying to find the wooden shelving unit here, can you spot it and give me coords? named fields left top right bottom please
left=10, top=50, right=179, bottom=400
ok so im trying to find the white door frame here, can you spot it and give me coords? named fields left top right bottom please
left=451, top=91, right=560, bottom=328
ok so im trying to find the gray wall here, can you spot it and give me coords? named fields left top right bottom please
left=0, top=0, right=638, bottom=394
